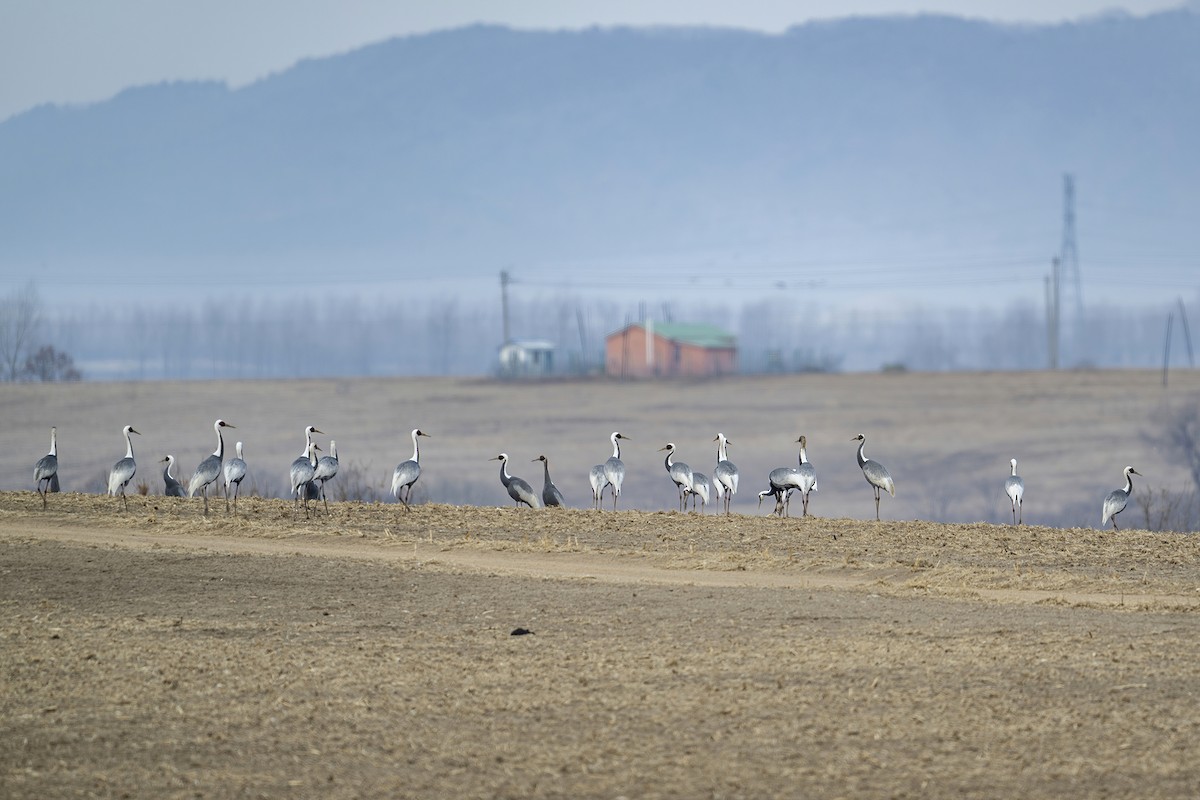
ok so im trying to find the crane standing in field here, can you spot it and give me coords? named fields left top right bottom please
left=290, top=441, right=321, bottom=518
left=492, top=453, right=541, bottom=508
left=33, top=426, right=58, bottom=509
left=160, top=455, right=186, bottom=497
left=690, top=471, right=712, bottom=514
left=392, top=428, right=430, bottom=510
left=603, top=432, right=630, bottom=510
left=852, top=433, right=895, bottom=521
left=108, top=424, right=141, bottom=511
left=589, top=464, right=609, bottom=510
left=223, top=441, right=247, bottom=513
left=189, top=419, right=235, bottom=516
left=312, top=440, right=339, bottom=512
left=712, top=433, right=739, bottom=515
left=658, top=442, right=693, bottom=512
left=533, top=455, right=566, bottom=508
left=1101, top=466, right=1141, bottom=530
left=1005, top=458, right=1024, bottom=525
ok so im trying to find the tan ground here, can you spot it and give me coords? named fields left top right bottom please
left=3, top=493, right=1200, bottom=798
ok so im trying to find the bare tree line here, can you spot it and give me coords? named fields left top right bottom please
left=16, top=286, right=1200, bottom=380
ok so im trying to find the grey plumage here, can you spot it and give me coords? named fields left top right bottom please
left=602, top=432, right=630, bottom=511
left=107, top=424, right=141, bottom=511
left=658, top=442, right=693, bottom=511
left=313, top=439, right=339, bottom=511
left=533, top=455, right=566, bottom=507
left=1005, top=458, right=1024, bottom=525
left=188, top=419, right=234, bottom=516
left=589, top=464, right=609, bottom=510
left=712, top=433, right=739, bottom=515
left=161, top=455, right=186, bottom=497
left=392, top=428, right=429, bottom=510
left=290, top=441, right=321, bottom=518
left=492, top=453, right=541, bottom=508
left=765, top=436, right=817, bottom=518
left=33, top=426, right=58, bottom=509
left=223, top=441, right=247, bottom=513
left=1101, top=465, right=1140, bottom=530
left=853, top=433, right=894, bottom=521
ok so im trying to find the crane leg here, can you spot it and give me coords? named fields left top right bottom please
left=874, top=488, right=881, bottom=521
left=1018, top=502, right=1022, bottom=526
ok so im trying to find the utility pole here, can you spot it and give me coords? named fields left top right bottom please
left=1045, top=258, right=1060, bottom=369
left=499, top=270, right=512, bottom=345
left=1059, top=174, right=1083, bottom=363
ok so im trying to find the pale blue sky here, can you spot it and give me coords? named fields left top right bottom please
left=0, top=0, right=1191, bottom=121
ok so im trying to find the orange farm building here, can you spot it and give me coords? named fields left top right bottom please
left=605, top=321, right=737, bottom=378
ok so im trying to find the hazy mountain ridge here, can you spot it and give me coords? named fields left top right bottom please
left=2, top=13, right=1198, bottom=290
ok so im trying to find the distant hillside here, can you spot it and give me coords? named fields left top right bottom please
left=2, top=13, right=1198, bottom=301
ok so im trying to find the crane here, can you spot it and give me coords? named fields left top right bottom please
left=533, top=455, right=566, bottom=507
left=107, top=425, right=141, bottom=511
left=33, top=426, right=58, bottom=509
left=491, top=453, right=541, bottom=508
left=658, top=442, right=693, bottom=511
left=392, top=428, right=430, bottom=510
left=224, top=442, right=247, bottom=513
left=188, top=419, right=234, bottom=515
left=852, top=433, right=895, bottom=521
left=1101, top=466, right=1141, bottom=530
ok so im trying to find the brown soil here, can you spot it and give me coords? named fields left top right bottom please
left=3, top=493, right=1200, bottom=798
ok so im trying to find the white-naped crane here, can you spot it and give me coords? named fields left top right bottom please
left=1005, top=458, right=1024, bottom=525
left=392, top=428, right=430, bottom=510
left=160, top=455, right=186, bottom=497
left=852, top=433, right=894, bottom=521
left=1101, top=466, right=1141, bottom=530
left=223, top=441, right=247, bottom=513
left=658, top=442, right=693, bottom=511
left=602, top=432, right=630, bottom=510
left=312, top=439, right=339, bottom=512
left=588, top=464, right=609, bottom=510
left=189, top=419, right=235, bottom=516
left=712, top=433, right=739, bottom=514
left=532, top=454, right=566, bottom=507
left=290, top=441, right=321, bottom=518
left=107, top=424, right=141, bottom=511
left=33, top=426, right=58, bottom=509
left=492, top=453, right=541, bottom=508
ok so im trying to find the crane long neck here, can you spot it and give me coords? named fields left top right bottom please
left=411, top=431, right=420, bottom=462
left=1124, top=470, right=1135, bottom=494
left=663, top=449, right=674, bottom=470
left=499, top=458, right=512, bottom=485
left=717, top=438, right=728, bottom=463
left=309, top=444, right=319, bottom=467
left=856, top=440, right=867, bottom=468
left=542, top=459, right=552, bottom=482
left=301, top=429, right=313, bottom=458
left=212, top=422, right=224, bottom=458
left=164, top=457, right=175, bottom=480
left=611, top=435, right=621, bottom=459
left=124, top=429, right=135, bottom=459
left=1011, top=460, right=1018, bottom=477
left=799, top=446, right=809, bottom=465
left=49, top=428, right=57, bottom=457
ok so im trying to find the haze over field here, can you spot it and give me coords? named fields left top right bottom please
left=1, top=6, right=1198, bottom=376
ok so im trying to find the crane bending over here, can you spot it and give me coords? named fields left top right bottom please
left=392, top=428, right=430, bottom=510
left=492, top=453, right=541, bottom=508
left=1101, top=466, right=1141, bottom=530
left=33, top=426, right=58, bottom=509
left=108, top=425, right=141, bottom=511
left=290, top=441, right=321, bottom=518
left=589, top=465, right=609, bottom=510
left=1005, top=458, right=1024, bottom=525
left=765, top=436, right=817, bottom=518
left=533, top=455, right=566, bottom=507
left=852, top=433, right=895, bottom=521
left=603, top=432, right=630, bottom=510
left=223, top=442, right=247, bottom=513
left=189, top=419, right=235, bottom=516
left=712, top=433, right=739, bottom=515
left=658, top=442, right=693, bottom=512
left=161, top=455, right=186, bottom=497
left=313, top=440, right=339, bottom=512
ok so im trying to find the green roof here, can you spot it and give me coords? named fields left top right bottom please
left=644, top=321, right=736, bottom=349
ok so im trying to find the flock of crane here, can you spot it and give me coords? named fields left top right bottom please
left=29, top=421, right=1145, bottom=529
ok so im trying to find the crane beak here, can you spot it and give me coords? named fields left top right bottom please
left=130, top=428, right=141, bottom=436
left=225, top=423, right=237, bottom=429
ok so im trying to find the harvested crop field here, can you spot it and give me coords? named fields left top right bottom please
left=3, top=493, right=1200, bottom=798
